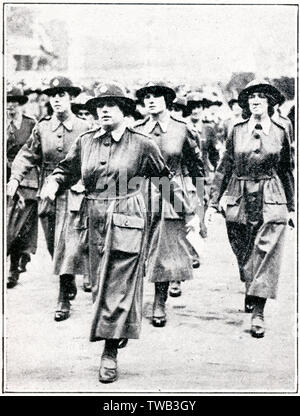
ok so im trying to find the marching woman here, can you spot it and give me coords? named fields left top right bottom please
left=135, top=82, right=204, bottom=324
left=6, top=87, right=39, bottom=288
left=39, top=83, right=194, bottom=383
left=7, top=77, right=90, bottom=320
left=206, top=80, right=294, bottom=338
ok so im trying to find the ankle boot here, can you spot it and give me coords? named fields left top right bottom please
left=99, top=339, right=119, bottom=383
left=251, top=297, right=266, bottom=338
left=7, top=252, right=20, bottom=289
left=54, top=276, right=71, bottom=322
left=152, top=282, right=169, bottom=327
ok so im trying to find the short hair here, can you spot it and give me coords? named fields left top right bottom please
left=242, top=93, right=275, bottom=119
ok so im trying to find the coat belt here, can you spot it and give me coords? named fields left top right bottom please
left=86, top=188, right=141, bottom=201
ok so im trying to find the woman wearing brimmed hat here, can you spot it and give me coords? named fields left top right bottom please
left=6, top=87, right=39, bottom=288
left=206, top=80, right=294, bottom=338
left=135, top=82, right=204, bottom=324
left=39, top=82, right=190, bottom=383
left=7, top=76, right=90, bottom=319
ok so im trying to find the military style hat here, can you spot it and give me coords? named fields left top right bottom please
left=42, top=76, right=81, bottom=97
left=24, top=88, right=42, bottom=96
left=238, top=79, right=282, bottom=109
left=7, top=87, right=28, bottom=105
left=186, top=92, right=210, bottom=108
left=208, top=100, right=223, bottom=107
left=86, top=83, right=135, bottom=115
left=135, top=81, right=176, bottom=103
left=173, top=96, right=187, bottom=109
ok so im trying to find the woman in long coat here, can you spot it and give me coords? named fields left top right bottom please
left=40, top=83, right=190, bottom=383
left=206, top=80, right=294, bottom=338
left=6, top=87, right=39, bottom=288
left=7, top=76, right=89, bottom=321
left=135, top=82, right=205, bottom=326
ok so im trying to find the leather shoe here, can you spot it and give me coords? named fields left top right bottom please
left=83, top=282, right=92, bottom=292
left=169, top=281, right=182, bottom=297
left=54, top=301, right=71, bottom=322
left=18, top=253, right=30, bottom=273
left=251, top=315, right=265, bottom=338
left=192, top=259, right=200, bottom=269
left=152, top=317, right=166, bottom=327
left=99, top=355, right=118, bottom=383
left=7, top=271, right=20, bottom=289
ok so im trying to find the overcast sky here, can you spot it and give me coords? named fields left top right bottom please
left=12, top=3, right=298, bottom=82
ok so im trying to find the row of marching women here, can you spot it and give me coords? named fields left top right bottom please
left=6, top=77, right=294, bottom=384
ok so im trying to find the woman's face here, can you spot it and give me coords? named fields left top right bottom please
left=248, top=92, right=269, bottom=117
left=96, top=102, right=125, bottom=129
left=143, top=93, right=167, bottom=115
left=49, top=91, right=72, bottom=114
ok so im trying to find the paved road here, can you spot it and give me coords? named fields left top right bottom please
left=4, top=214, right=297, bottom=393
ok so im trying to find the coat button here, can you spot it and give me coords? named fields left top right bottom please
left=254, top=134, right=260, bottom=139
left=154, top=132, right=160, bottom=137
left=57, top=134, right=62, bottom=138
left=254, top=149, right=260, bottom=154
left=57, top=147, right=63, bottom=152
left=100, top=161, right=106, bottom=165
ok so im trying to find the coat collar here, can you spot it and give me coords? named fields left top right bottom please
left=7, top=112, right=23, bottom=130
left=51, top=112, right=76, bottom=132
left=146, top=113, right=171, bottom=134
left=248, top=115, right=271, bottom=136
left=93, top=122, right=127, bottom=142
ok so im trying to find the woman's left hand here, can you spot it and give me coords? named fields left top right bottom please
left=288, top=211, right=296, bottom=229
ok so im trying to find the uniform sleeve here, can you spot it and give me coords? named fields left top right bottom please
left=143, top=138, right=194, bottom=216
left=277, top=131, right=294, bottom=211
left=209, top=128, right=235, bottom=209
left=142, top=139, right=172, bottom=179
left=182, top=127, right=205, bottom=180
left=10, top=124, right=42, bottom=184
left=49, top=135, right=82, bottom=192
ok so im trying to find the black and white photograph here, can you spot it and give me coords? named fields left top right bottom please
left=1, top=1, right=298, bottom=395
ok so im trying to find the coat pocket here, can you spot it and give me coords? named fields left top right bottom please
left=225, top=194, right=245, bottom=223
left=111, top=213, right=145, bottom=254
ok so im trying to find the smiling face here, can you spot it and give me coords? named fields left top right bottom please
left=143, top=93, right=167, bottom=116
left=49, top=91, right=72, bottom=114
left=96, top=101, right=125, bottom=130
left=248, top=92, right=269, bottom=117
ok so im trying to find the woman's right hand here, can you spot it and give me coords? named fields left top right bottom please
left=204, top=206, right=218, bottom=228
left=7, top=179, right=19, bottom=198
left=40, top=179, right=59, bottom=201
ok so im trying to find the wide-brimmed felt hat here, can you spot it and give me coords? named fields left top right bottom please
left=7, top=87, right=28, bottom=105
left=71, top=103, right=90, bottom=114
left=135, top=81, right=176, bottom=102
left=173, top=96, right=187, bottom=109
left=86, top=83, right=135, bottom=115
left=238, top=79, right=282, bottom=109
left=42, top=76, right=81, bottom=97
left=186, top=92, right=210, bottom=109
left=24, top=88, right=42, bottom=96
left=208, top=100, right=223, bottom=107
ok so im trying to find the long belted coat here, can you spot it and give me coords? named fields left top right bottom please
left=48, top=125, right=186, bottom=341
left=7, top=114, right=39, bottom=256
left=10, top=113, right=89, bottom=274
left=134, top=115, right=205, bottom=283
left=210, top=117, right=294, bottom=299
